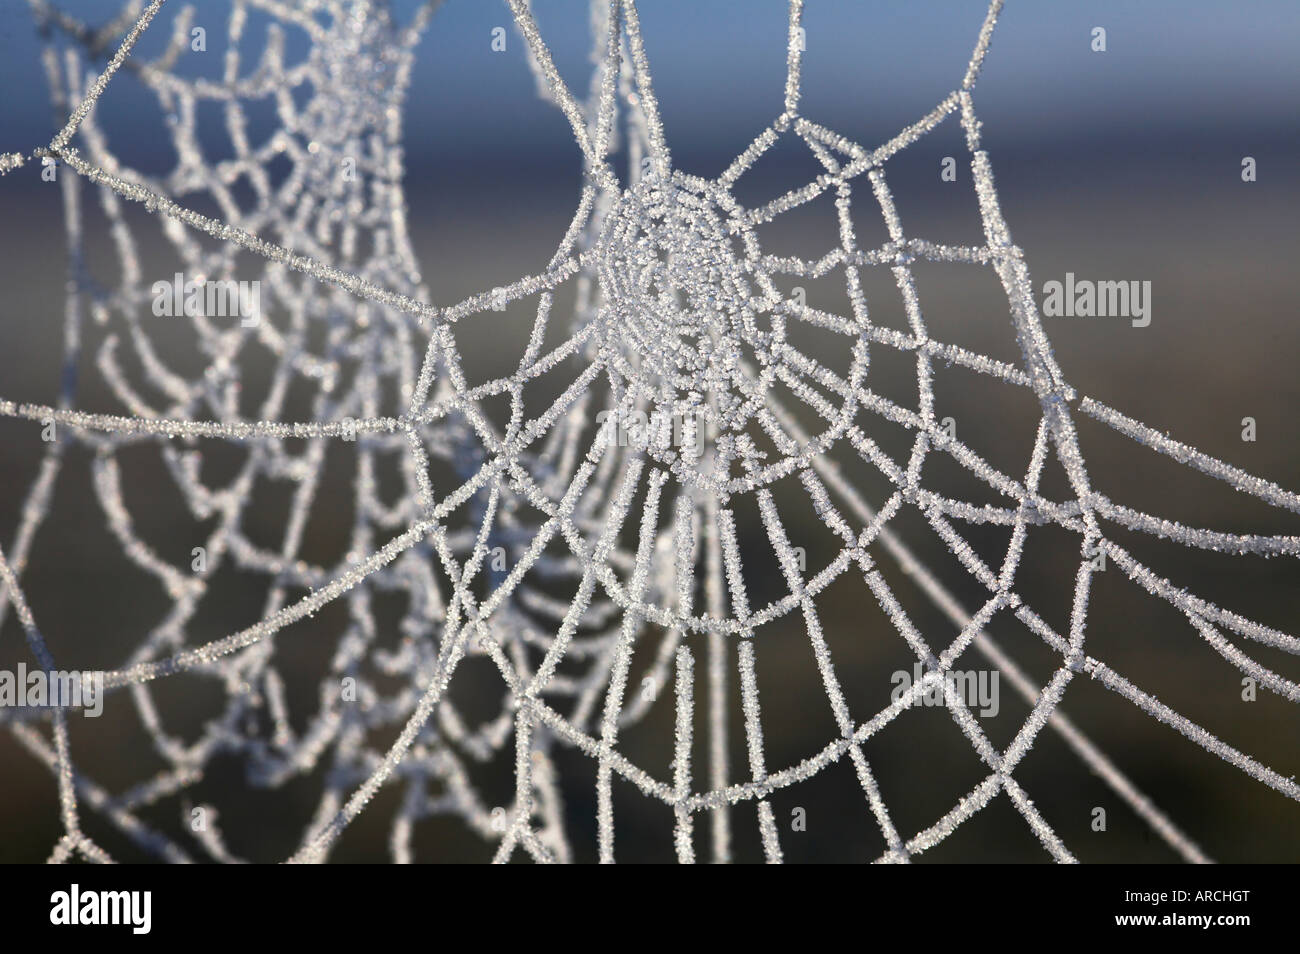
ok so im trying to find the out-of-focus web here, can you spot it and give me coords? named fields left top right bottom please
left=1, top=0, right=1297, bottom=864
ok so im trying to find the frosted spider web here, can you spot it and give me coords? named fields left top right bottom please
left=1, top=0, right=1297, bottom=864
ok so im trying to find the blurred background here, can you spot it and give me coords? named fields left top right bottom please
left=0, top=0, right=1298, bottom=863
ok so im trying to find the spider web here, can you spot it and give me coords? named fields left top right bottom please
left=1, top=0, right=1297, bottom=864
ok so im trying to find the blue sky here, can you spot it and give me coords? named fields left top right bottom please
left=2, top=0, right=1297, bottom=167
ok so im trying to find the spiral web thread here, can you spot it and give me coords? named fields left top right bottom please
left=0, top=0, right=1297, bottom=864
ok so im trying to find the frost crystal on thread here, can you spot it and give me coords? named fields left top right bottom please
left=1, top=0, right=1296, bottom=864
